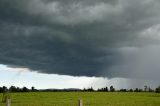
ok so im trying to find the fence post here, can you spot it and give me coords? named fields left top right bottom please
left=78, top=99, right=83, bottom=106
left=6, top=99, right=11, bottom=106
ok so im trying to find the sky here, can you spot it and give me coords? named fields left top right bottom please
left=0, top=0, right=160, bottom=89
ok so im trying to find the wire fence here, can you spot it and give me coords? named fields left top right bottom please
left=2, top=99, right=83, bottom=106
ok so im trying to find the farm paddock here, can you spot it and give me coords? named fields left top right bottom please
left=0, top=92, right=160, bottom=106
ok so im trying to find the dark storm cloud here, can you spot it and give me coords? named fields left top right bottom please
left=0, top=0, right=160, bottom=79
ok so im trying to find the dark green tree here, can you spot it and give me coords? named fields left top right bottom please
left=9, top=86, right=17, bottom=92
left=0, top=87, right=3, bottom=93
left=155, top=86, right=160, bottom=93
left=22, top=87, right=29, bottom=92
left=110, top=86, right=115, bottom=92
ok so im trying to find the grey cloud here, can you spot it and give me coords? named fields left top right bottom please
left=0, top=0, right=160, bottom=79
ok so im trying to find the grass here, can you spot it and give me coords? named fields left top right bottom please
left=0, top=92, right=160, bottom=106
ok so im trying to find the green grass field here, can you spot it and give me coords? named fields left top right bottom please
left=0, top=92, right=160, bottom=106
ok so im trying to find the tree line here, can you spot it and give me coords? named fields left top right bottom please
left=0, top=86, right=37, bottom=93
left=82, top=85, right=160, bottom=93
left=0, top=85, right=160, bottom=93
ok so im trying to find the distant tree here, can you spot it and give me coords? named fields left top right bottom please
left=155, top=86, right=160, bottom=93
left=31, top=86, right=34, bottom=91
left=87, top=87, right=94, bottom=91
left=105, top=87, right=108, bottom=92
left=90, top=87, right=94, bottom=91
left=97, top=86, right=108, bottom=92
left=139, top=89, right=143, bottom=92
left=83, top=88, right=87, bottom=91
left=120, top=89, right=127, bottom=92
left=31, top=86, right=37, bottom=91
left=2, top=86, right=7, bottom=92
left=129, top=89, right=133, bottom=92
left=97, top=88, right=100, bottom=91
left=22, top=87, right=29, bottom=92
left=16, top=87, right=22, bottom=92
left=97, top=88, right=102, bottom=92
left=134, top=88, right=143, bottom=92
left=148, top=87, right=153, bottom=92
left=144, top=85, right=148, bottom=92
left=91, top=87, right=93, bottom=91
left=110, top=86, right=115, bottom=92
left=0, top=87, right=3, bottom=93
left=134, top=88, right=139, bottom=92
left=9, top=86, right=17, bottom=92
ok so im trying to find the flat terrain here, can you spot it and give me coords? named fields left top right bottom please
left=0, top=92, right=160, bottom=106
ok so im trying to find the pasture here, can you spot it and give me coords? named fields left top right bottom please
left=0, top=92, right=160, bottom=106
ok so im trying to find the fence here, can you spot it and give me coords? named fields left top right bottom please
left=6, top=99, right=11, bottom=106
left=4, top=99, right=83, bottom=106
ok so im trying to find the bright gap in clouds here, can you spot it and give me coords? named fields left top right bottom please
left=0, top=64, right=159, bottom=90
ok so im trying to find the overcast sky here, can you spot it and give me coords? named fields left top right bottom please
left=0, top=0, right=160, bottom=89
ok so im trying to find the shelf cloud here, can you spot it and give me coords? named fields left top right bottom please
left=0, top=0, right=160, bottom=79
